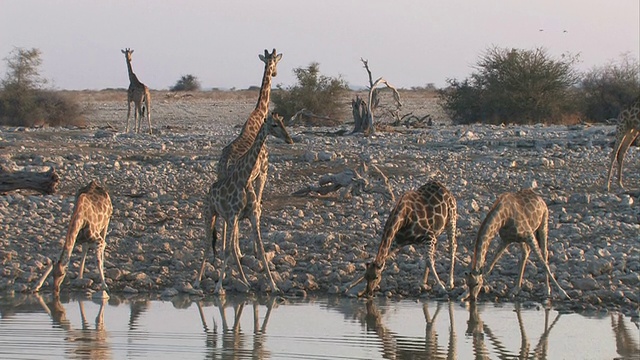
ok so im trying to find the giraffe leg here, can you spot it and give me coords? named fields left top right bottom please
left=196, top=206, right=217, bottom=288
left=446, top=213, right=457, bottom=290
left=509, top=243, right=531, bottom=297
left=615, top=130, right=638, bottom=189
left=214, top=219, right=233, bottom=295
left=126, top=100, right=132, bottom=133
left=536, top=212, right=551, bottom=298
left=485, top=240, right=510, bottom=277
left=145, top=94, right=152, bottom=135
left=96, top=240, right=109, bottom=292
left=78, top=244, right=90, bottom=279
left=250, top=211, right=280, bottom=293
left=525, top=234, right=570, bottom=299
left=423, top=235, right=446, bottom=292
left=229, top=218, right=249, bottom=287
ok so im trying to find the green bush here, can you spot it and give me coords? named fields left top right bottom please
left=0, top=47, right=83, bottom=127
left=578, top=54, right=640, bottom=122
left=170, top=74, right=201, bottom=91
left=271, top=62, right=349, bottom=122
left=439, top=47, right=580, bottom=125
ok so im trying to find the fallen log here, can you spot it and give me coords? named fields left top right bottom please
left=0, top=166, right=59, bottom=195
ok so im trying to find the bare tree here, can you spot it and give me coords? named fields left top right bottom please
left=352, top=59, right=402, bottom=135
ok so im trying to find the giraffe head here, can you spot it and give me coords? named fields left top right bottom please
left=267, top=112, right=294, bottom=144
left=52, top=261, right=67, bottom=296
left=360, top=261, right=384, bottom=297
left=464, top=269, right=484, bottom=301
left=121, top=48, right=134, bottom=62
left=259, top=49, right=283, bottom=77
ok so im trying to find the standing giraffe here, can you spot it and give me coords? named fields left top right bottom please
left=462, top=188, right=570, bottom=301
left=349, top=181, right=458, bottom=297
left=32, top=181, right=113, bottom=295
left=121, top=48, right=152, bottom=134
left=606, top=96, right=640, bottom=191
left=196, top=113, right=282, bottom=295
left=217, top=49, right=287, bottom=257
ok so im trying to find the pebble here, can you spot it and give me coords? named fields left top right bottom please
left=0, top=106, right=637, bottom=316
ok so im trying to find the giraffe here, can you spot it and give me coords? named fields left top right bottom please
left=462, top=188, right=570, bottom=302
left=216, top=49, right=287, bottom=257
left=348, top=180, right=458, bottom=297
left=196, top=113, right=281, bottom=295
left=606, top=96, right=640, bottom=191
left=121, top=48, right=152, bottom=134
left=32, top=181, right=113, bottom=296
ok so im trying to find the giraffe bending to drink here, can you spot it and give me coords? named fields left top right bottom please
left=122, top=48, right=152, bottom=134
left=33, top=181, right=113, bottom=295
left=196, top=113, right=282, bottom=295
left=349, top=181, right=458, bottom=297
left=606, top=96, right=640, bottom=191
left=462, top=188, right=569, bottom=301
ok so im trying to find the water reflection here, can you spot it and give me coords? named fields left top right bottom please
left=35, top=294, right=110, bottom=359
left=466, top=301, right=561, bottom=360
left=197, top=295, right=277, bottom=359
left=611, top=312, right=640, bottom=359
left=0, top=293, right=636, bottom=359
left=362, top=300, right=456, bottom=359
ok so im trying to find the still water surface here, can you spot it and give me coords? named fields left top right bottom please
left=0, top=293, right=637, bottom=359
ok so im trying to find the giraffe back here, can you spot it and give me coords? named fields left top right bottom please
left=393, top=181, right=457, bottom=245
left=72, top=181, right=113, bottom=243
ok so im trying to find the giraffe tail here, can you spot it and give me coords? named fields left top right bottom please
left=211, top=216, right=218, bottom=257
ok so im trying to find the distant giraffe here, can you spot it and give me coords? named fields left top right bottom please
left=462, top=188, right=569, bottom=301
left=196, top=113, right=282, bottom=294
left=216, top=49, right=288, bottom=257
left=349, top=181, right=458, bottom=297
left=121, top=48, right=152, bottom=134
left=32, top=181, right=113, bottom=295
left=606, top=96, right=640, bottom=191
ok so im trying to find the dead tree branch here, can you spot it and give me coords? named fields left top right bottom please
left=0, top=166, right=59, bottom=195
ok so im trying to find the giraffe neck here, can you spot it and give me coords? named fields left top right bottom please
left=470, top=204, right=505, bottom=273
left=232, top=119, right=271, bottom=186
left=126, top=59, right=142, bottom=86
left=57, top=205, right=86, bottom=267
left=373, top=200, right=409, bottom=267
left=239, top=63, right=276, bottom=138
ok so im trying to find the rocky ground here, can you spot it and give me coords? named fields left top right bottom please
left=0, top=90, right=638, bottom=320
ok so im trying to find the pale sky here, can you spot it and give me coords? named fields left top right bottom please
left=1, top=1, right=638, bottom=90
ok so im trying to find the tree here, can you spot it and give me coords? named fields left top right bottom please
left=271, top=62, right=349, bottom=123
left=578, top=53, right=640, bottom=122
left=0, top=47, right=82, bottom=127
left=170, top=74, right=201, bottom=91
left=439, top=47, right=580, bottom=124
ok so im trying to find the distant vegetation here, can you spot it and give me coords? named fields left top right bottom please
left=439, top=46, right=640, bottom=125
left=170, top=74, right=201, bottom=92
left=0, top=47, right=83, bottom=127
left=271, top=62, right=349, bottom=122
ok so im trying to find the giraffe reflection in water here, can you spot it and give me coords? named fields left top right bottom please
left=362, top=300, right=457, bottom=360
left=35, top=293, right=111, bottom=360
left=610, top=312, right=640, bottom=359
left=466, top=302, right=561, bottom=360
left=197, top=295, right=279, bottom=359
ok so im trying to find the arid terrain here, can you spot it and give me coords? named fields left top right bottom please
left=0, top=90, right=638, bottom=319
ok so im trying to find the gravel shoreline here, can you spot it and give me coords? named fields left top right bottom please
left=1, top=92, right=638, bottom=320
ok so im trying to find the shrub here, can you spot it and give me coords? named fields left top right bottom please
left=0, top=47, right=83, bottom=127
left=271, top=62, right=349, bottom=122
left=577, top=53, right=640, bottom=122
left=439, top=47, right=580, bottom=125
left=170, top=74, right=201, bottom=91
